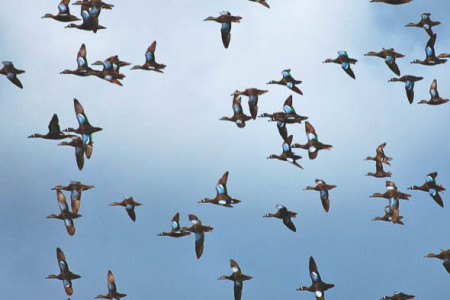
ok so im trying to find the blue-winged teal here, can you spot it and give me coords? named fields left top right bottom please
left=292, top=121, right=332, bottom=160
left=372, top=197, right=404, bottom=225
left=418, top=79, right=449, bottom=105
left=426, top=249, right=450, bottom=274
left=267, top=69, right=303, bottom=95
left=381, top=292, right=415, bottom=299
left=64, top=98, right=103, bottom=135
left=297, top=256, right=335, bottom=299
left=411, top=34, right=446, bottom=66
left=52, top=181, right=94, bottom=214
left=218, top=259, right=253, bottom=300
left=157, top=212, right=191, bottom=238
left=304, top=179, right=337, bottom=213
left=109, top=197, right=142, bottom=222
left=96, top=271, right=127, bottom=300
left=131, top=41, right=166, bottom=73
left=406, top=13, right=440, bottom=37
left=46, top=248, right=81, bottom=296
left=232, top=88, right=268, bottom=120
left=58, top=136, right=93, bottom=171
left=267, top=135, right=303, bottom=169
left=199, top=171, right=241, bottom=208
left=204, top=12, right=242, bottom=49
left=365, top=142, right=392, bottom=165
left=65, top=4, right=105, bottom=33
left=46, top=190, right=82, bottom=236
left=408, top=172, right=445, bottom=207
left=0, top=61, right=25, bottom=89
left=72, top=0, right=114, bottom=10
left=370, top=181, right=411, bottom=200
left=92, top=55, right=130, bottom=73
left=249, top=0, right=270, bottom=8
left=28, top=114, right=76, bottom=140
left=184, top=214, right=213, bottom=259
left=42, top=0, right=81, bottom=22
left=323, top=51, right=357, bottom=79
left=388, top=75, right=423, bottom=104
left=220, top=94, right=252, bottom=128
left=365, top=48, right=405, bottom=76
left=60, top=44, right=96, bottom=76
left=92, top=68, right=125, bottom=86
left=366, top=161, right=392, bottom=178
left=263, top=204, right=297, bottom=232
left=370, top=0, right=412, bottom=4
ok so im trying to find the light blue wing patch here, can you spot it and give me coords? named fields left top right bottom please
left=287, top=82, right=293, bottom=88
left=77, top=113, right=86, bottom=125
left=70, top=189, right=80, bottom=200
left=282, top=143, right=290, bottom=152
left=307, top=133, right=317, bottom=141
left=7, top=73, right=15, bottom=79
left=426, top=175, right=435, bottom=183
left=103, top=61, right=112, bottom=70
left=195, top=233, right=202, bottom=242
left=277, top=121, right=284, bottom=128
left=385, top=56, right=394, bottom=64
left=216, top=184, right=226, bottom=195
left=249, top=95, right=257, bottom=104
left=145, top=52, right=153, bottom=62
left=430, top=89, right=437, bottom=97
left=105, top=75, right=112, bottom=81
left=171, top=221, right=179, bottom=230
left=341, top=62, right=350, bottom=70
left=338, top=50, right=347, bottom=57
left=59, top=261, right=67, bottom=271
left=63, top=279, right=71, bottom=287
left=233, top=104, right=241, bottom=113
left=405, top=80, right=414, bottom=90
left=320, top=190, right=328, bottom=200
left=81, top=9, right=90, bottom=21
left=426, top=46, right=433, bottom=57
left=422, top=14, right=429, bottom=20
left=221, top=22, right=231, bottom=32
left=108, top=282, right=116, bottom=292
left=424, top=24, right=430, bottom=30
left=58, top=4, right=68, bottom=14
left=59, top=202, right=68, bottom=211
left=64, top=218, right=73, bottom=226
left=82, top=134, right=90, bottom=145
left=77, top=57, right=87, bottom=67
left=90, top=7, right=100, bottom=17
left=429, top=189, right=437, bottom=197
left=310, top=271, right=319, bottom=282
left=283, top=105, right=293, bottom=114
left=282, top=70, right=290, bottom=78
left=126, top=204, right=134, bottom=211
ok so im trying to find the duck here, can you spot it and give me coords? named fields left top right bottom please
left=292, top=121, right=332, bottom=160
left=267, top=135, right=303, bottom=169
left=304, top=179, right=337, bottom=213
left=263, top=205, right=297, bottom=232
left=184, top=214, right=213, bottom=259
left=42, top=0, right=81, bottom=22
left=366, top=161, right=392, bottom=178
left=232, top=88, right=268, bottom=119
left=199, top=171, right=241, bottom=208
left=406, top=13, right=440, bottom=37
left=65, top=4, right=105, bottom=33
left=95, top=271, right=127, bottom=300
left=323, top=51, right=357, bottom=79
left=267, top=69, right=303, bottom=95
left=0, top=61, right=25, bottom=89
left=388, top=75, right=423, bottom=104
left=91, top=68, right=125, bottom=86
left=370, top=181, right=411, bottom=200
left=426, top=249, right=450, bottom=274
left=365, top=142, right=393, bottom=165
left=46, top=190, right=82, bottom=236
left=109, top=197, right=142, bottom=222
left=157, top=212, right=191, bottom=238
left=58, top=136, right=93, bottom=171
left=418, top=79, right=449, bottom=105
left=204, top=12, right=242, bottom=49
left=131, top=41, right=166, bottom=73
left=64, top=98, right=103, bottom=136
left=60, top=44, right=97, bottom=77
left=220, top=94, right=252, bottom=128
left=372, top=199, right=404, bottom=225
left=92, top=55, right=130, bottom=73
left=46, top=248, right=81, bottom=296
left=364, top=48, right=405, bottom=76
left=296, top=256, right=335, bottom=299
left=369, top=0, right=412, bottom=4
left=411, top=34, right=446, bottom=66
left=51, top=181, right=95, bottom=214
left=408, top=172, right=445, bottom=207
left=381, top=292, right=416, bottom=299
left=218, top=259, right=253, bottom=300
left=28, top=114, right=76, bottom=140
left=249, top=0, right=270, bottom=8
left=72, top=0, right=114, bottom=10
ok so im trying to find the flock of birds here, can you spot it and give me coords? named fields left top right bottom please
left=2, top=0, right=448, bottom=299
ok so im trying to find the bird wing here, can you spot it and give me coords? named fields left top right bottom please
left=6, top=73, right=23, bottom=89
left=77, top=44, right=88, bottom=68
left=145, top=41, right=157, bottom=63
left=195, top=232, right=205, bottom=259
left=305, top=122, right=318, bottom=141
left=443, top=259, right=450, bottom=274
left=221, top=23, right=231, bottom=48
left=216, top=171, right=229, bottom=195
left=282, top=216, right=296, bottom=232
left=429, top=189, right=444, bottom=207
left=48, top=114, right=62, bottom=135
left=107, top=271, right=117, bottom=292
left=425, top=34, right=437, bottom=58
left=320, top=190, right=330, bottom=212
left=171, top=212, right=181, bottom=230
left=429, top=79, right=439, bottom=98
left=234, top=281, right=243, bottom=300
left=309, top=256, right=322, bottom=283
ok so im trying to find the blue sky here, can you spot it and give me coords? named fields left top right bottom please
left=0, top=0, right=449, bottom=299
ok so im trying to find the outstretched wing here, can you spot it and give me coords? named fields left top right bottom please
left=216, top=171, right=229, bottom=196
left=145, top=41, right=157, bottom=63
left=195, top=232, right=205, bottom=259
left=48, top=114, right=62, bottom=135
left=221, top=23, right=231, bottom=48
left=234, top=280, right=243, bottom=300
left=309, top=256, right=322, bottom=283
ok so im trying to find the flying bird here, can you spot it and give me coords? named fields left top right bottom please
left=267, top=135, right=303, bottom=169
left=95, top=271, right=127, bottom=300
left=406, top=13, right=440, bottom=37
left=109, top=197, right=142, bottom=222
left=426, top=249, right=450, bottom=274
left=220, top=94, right=252, bottom=128
left=408, top=172, right=445, bottom=207
left=297, top=256, right=335, bottom=300
left=60, top=44, right=96, bottom=76
left=184, top=214, right=213, bottom=259
left=418, top=79, right=449, bottom=105
left=263, top=204, right=297, bottom=232
left=64, top=98, right=103, bottom=136
left=366, top=161, right=392, bottom=178
left=381, top=292, right=416, bottom=299
left=292, top=121, right=332, bottom=160
left=65, top=4, right=105, bottom=33
left=46, top=190, right=82, bottom=236
left=58, top=136, right=92, bottom=171
left=365, top=142, right=392, bottom=165
left=199, top=171, right=241, bottom=208
left=0, top=61, right=25, bottom=88
left=28, top=114, right=76, bottom=140
left=42, top=0, right=81, bottom=22
left=46, top=248, right=81, bottom=296
left=131, top=41, right=166, bottom=73
left=267, top=69, right=303, bottom=95
left=388, top=75, right=423, bottom=104
left=218, top=259, right=253, bottom=300
left=157, top=212, right=191, bottom=238
left=304, top=179, right=337, bottom=213
left=323, top=51, right=357, bottom=79
left=372, top=197, right=405, bottom=225
left=204, top=11, right=242, bottom=48
left=370, top=181, right=411, bottom=200
left=232, top=88, right=268, bottom=120
left=411, top=33, right=446, bottom=66
left=51, top=181, right=95, bottom=214
left=365, top=48, right=404, bottom=76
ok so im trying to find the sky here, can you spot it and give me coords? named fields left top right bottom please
left=0, top=0, right=449, bottom=299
